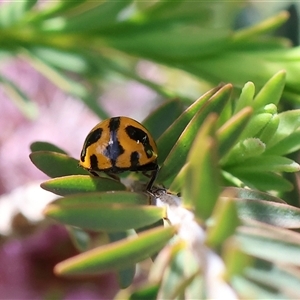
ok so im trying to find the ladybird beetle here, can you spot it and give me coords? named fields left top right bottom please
left=79, top=116, right=159, bottom=190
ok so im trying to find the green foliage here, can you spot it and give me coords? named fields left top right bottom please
left=2, top=1, right=300, bottom=117
left=30, top=73, right=300, bottom=298
left=4, top=0, right=298, bottom=298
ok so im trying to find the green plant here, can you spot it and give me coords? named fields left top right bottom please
left=3, top=1, right=300, bottom=298
left=30, top=72, right=300, bottom=298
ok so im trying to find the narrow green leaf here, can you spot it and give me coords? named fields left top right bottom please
left=182, top=114, right=219, bottom=218
left=143, top=99, right=184, bottom=140
left=223, top=239, right=253, bottom=279
left=29, top=46, right=95, bottom=74
left=244, top=262, right=300, bottom=297
left=234, top=82, right=255, bottom=114
left=233, top=11, right=289, bottom=42
left=238, top=113, right=274, bottom=141
left=44, top=203, right=164, bottom=232
left=206, top=197, right=240, bottom=248
left=235, top=199, right=300, bottom=228
left=0, top=73, right=38, bottom=119
left=28, top=0, right=88, bottom=23
left=0, top=0, right=38, bottom=28
left=129, top=284, right=159, bottom=300
left=168, top=163, right=188, bottom=194
left=109, top=232, right=136, bottom=289
left=252, top=70, right=286, bottom=111
left=158, top=247, right=202, bottom=300
left=30, top=141, right=68, bottom=154
left=41, top=175, right=126, bottom=196
left=221, top=187, right=286, bottom=204
left=158, top=85, right=232, bottom=184
left=23, top=49, right=107, bottom=119
left=221, top=138, right=266, bottom=166
left=227, top=155, right=300, bottom=173
left=67, top=226, right=91, bottom=252
left=30, top=151, right=89, bottom=178
left=23, top=48, right=86, bottom=96
left=149, top=241, right=185, bottom=284
left=228, top=170, right=293, bottom=192
left=231, top=275, right=285, bottom=299
left=235, top=225, right=300, bottom=266
left=268, top=110, right=300, bottom=148
left=42, top=1, right=132, bottom=32
left=106, top=24, right=230, bottom=62
left=157, top=86, right=221, bottom=165
left=49, top=191, right=149, bottom=206
left=217, top=107, right=253, bottom=158
left=54, top=225, right=176, bottom=276
left=266, top=129, right=300, bottom=155
left=258, top=114, right=279, bottom=144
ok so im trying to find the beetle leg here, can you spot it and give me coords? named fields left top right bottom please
left=146, top=166, right=160, bottom=191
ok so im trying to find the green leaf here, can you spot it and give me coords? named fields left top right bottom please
left=129, top=284, right=159, bottom=300
left=143, top=99, right=184, bottom=140
left=48, top=191, right=149, bottom=206
left=231, top=275, right=285, bottom=299
left=0, top=0, right=38, bottom=28
left=221, top=187, right=286, bottom=204
left=268, top=110, right=300, bottom=148
left=182, top=114, right=220, bottom=218
left=42, top=1, right=132, bottom=32
left=41, top=175, right=126, bottom=196
left=257, top=113, right=279, bottom=144
left=44, top=202, right=164, bottom=232
left=221, top=138, right=266, bottom=166
left=228, top=170, right=293, bottom=192
left=157, top=86, right=220, bottom=165
left=233, top=11, right=289, bottom=42
left=244, top=262, right=300, bottom=297
left=67, top=226, right=91, bottom=252
left=252, top=70, right=286, bottom=111
left=29, top=46, right=96, bottom=74
left=217, top=107, right=253, bottom=158
left=235, top=225, right=300, bottom=266
left=235, top=200, right=300, bottom=228
left=234, top=82, right=255, bottom=114
left=0, top=73, right=38, bottom=119
left=266, top=129, right=300, bottom=155
left=226, top=155, right=300, bottom=173
left=29, top=0, right=88, bottom=22
left=29, top=151, right=89, bottom=178
left=223, top=240, right=253, bottom=279
left=105, top=23, right=230, bottom=62
left=149, top=240, right=185, bottom=284
left=158, top=247, right=202, bottom=299
left=206, top=197, right=240, bottom=248
left=23, top=49, right=107, bottom=119
left=168, top=163, right=188, bottom=194
left=239, top=113, right=274, bottom=141
left=109, top=232, right=136, bottom=289
left=54, top=225, right=176, bottom=276
left=30, top=141, right=68, bottom=154
left=158, top=85, right=232, bottom=184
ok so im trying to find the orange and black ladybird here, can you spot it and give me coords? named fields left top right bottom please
left=79, top=116, right=159, bottom=190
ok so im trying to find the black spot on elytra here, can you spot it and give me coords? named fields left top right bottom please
left=90, top=154, right=98, bottom=170
left=109, top=117, right=121, bottom=132
left=130, top=151, right=140, bottom=169
left=125, top=125, right=153, bottom=158
left=80, top=128, right=102, bottom=162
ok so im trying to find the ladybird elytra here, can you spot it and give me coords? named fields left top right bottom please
left=79, top=116, right=159, bottom=190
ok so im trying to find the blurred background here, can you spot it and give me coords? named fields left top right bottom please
left=0, top=1, right=299, bottom=298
